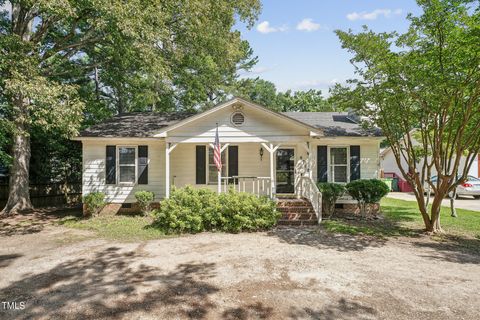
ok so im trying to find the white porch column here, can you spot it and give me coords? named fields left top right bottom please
left=262, top=143, right=280, bottom=198
left=165, top=142, right=177, bottom=198
left=301, top=141, right=313, bottom=179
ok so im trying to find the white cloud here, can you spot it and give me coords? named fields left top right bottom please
left=296, top=18, right=321, bottom=32
left=256, top=21, right=288, bottom=34
left=347, top=9, right=402, bottom=21
left=238, top=65, right=274, bottom=77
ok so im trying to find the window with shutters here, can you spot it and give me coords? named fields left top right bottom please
left=118, top=146, right=136, bottom=183
left=329, top=147, right=349, bottom=183
left=208, top=147, right=227, bottom=184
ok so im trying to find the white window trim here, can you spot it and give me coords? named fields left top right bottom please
left=328, top=146, right=350, bottom=184
left=207, top=145, right=228, bottom=185
left=117, top=145, right=138, bottom=185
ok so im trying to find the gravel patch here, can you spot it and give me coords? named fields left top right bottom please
left=0, top=225, right=479, bottom=319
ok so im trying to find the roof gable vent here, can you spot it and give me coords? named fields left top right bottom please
left=231, top=112, right=245, bottom=126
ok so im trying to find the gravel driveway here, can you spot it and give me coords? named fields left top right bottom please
left=1, top=224, right=479, bottom=320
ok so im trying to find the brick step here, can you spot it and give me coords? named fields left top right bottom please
left=281, top=213, right=316, bottom=220
left=277, top=219, right=317, bottom=226
left=277, top=207, right=315, bottom=213
left=276, top=198, right=311, bottom=206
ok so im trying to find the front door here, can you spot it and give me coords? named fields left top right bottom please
left=276, top=148, right=295, bottom=193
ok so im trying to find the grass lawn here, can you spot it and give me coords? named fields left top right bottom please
left=323, top=197, right=480, bottom=243
left=59, top=214, right=169, bottom=242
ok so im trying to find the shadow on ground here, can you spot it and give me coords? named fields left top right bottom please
left=0, top=247, right=218, bottom=319
left=413, top=235, right=480, bottom=264
left=0, top=254, right=22, bottom=269
left=289, top=298, right=377, bottom=320
left=0, top=206, right=81, bottom=237
left=267, top=227, right=387, bottom=252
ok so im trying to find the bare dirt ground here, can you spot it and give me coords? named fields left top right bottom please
left=1, top=211, right=479, bottom=320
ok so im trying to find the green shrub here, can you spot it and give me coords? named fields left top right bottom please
left=83, top=192, right=106, bottom=216
left=346, top=179, right=390, bottom=217
left=152, top=186, right=279, bottom=234
left=317, top=183, right=346, bottom=218
left=134, top=190, right=155, bottom=214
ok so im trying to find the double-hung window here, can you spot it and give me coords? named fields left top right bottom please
left=330, top=147, right=348, bottom=183
left=208, top=148, right=227, bottom=184
left=118, top=146, right=136, bottom=183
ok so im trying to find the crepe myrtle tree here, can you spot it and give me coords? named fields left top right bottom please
left=0, top=0, right=261, bottom=215
left=331, top=0, right=480, bottom=233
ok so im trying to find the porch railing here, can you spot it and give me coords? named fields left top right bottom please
left=221, top=176, right=272, bottom=197
left=297, top=176, right=322, bottom=223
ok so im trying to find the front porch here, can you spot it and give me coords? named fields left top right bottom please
left=165, top=141, right=323, bottom=224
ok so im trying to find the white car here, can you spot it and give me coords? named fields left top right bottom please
left=427, top=175, right=480, bottom=199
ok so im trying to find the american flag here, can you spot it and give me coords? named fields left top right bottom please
left=214, top=124, right=222, bottom=171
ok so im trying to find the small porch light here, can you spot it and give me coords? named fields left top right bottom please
left=259, top=147, right=264, bottom=161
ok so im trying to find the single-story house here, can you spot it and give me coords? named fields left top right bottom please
left=74, top=97, right=384, bottom=221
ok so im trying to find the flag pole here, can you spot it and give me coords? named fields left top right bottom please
left=216, top=123, right=221, bottom=194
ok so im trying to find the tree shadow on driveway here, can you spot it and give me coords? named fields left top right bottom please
left=267, top=227, right=387, bottom=252
left=288, top=298, right=377, bottom=320
left=0, top=247, right=219, bottom=319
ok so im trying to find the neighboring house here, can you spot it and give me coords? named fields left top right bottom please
left=74, top=97, right=383, bottom=219
left=380, top=140, right=480, bottom=184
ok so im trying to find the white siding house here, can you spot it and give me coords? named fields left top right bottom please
left=74, top=97, right=384, bottom=217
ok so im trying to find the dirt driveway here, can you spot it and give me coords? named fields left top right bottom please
left=0, top=219, right=479, bottom=319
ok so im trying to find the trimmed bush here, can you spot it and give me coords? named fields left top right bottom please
left=346, top=179, right=390, bottom=217
left=135, top=190, right=155, bottom=214
left=152, top=186, right=279, bottom=234
left=83, top=192, right=106, bottom=216
left=317, top=183, right=346, bottom=218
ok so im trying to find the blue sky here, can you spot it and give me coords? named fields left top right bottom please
left=237, top=0, right=422, bottom=94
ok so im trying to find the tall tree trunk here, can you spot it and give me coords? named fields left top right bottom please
left=450, top=189, right=457, bottom=218
left=428, top=196, right=443, bottom=233
left=1, top=104, right=33, bottom=214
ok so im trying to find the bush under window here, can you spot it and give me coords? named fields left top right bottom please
left=345, top=179, right=390, bottom=217
left=317, top=183, right=346, bottom=218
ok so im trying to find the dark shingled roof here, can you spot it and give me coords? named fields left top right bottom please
left=282, top=112, right=382, bottom=137
left=77, top=110, right=382, bottom=138
left=78, top=112, right=195, bottom=137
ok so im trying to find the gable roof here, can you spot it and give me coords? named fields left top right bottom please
left=283, top=112, right=383, bottom=137
left=74, top=97, right=382, bottom=139
left=153, top=97, right=323, bottom=137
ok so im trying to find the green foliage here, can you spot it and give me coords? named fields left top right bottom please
left=317, top=183, right=346, bottom=218
left=82, top=192, right=106, bottom=216
left=346, top=179, right=390, bottom=204
left=134, top=190, right=155, bottom=214
left=152, top=186, right=279, bottom=234
left=331, top=0, right=480, bottom=231
left=233, top=78, right=336, bottom=112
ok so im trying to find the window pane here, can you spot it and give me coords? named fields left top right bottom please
left=119, top=166, right=135, bottom=183
left=119, top=147, right=135, bottom=165
left=333, top=166, right=347, bottom=183
left=208, top=148, right=227, bottom=184
left=331, top=148, right=347, bottom=165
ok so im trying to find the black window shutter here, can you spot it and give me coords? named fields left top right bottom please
left=106, top=145, right=116, bottom=184
left=138, top=145, right=148, bottom=184
left=350, top=145, right=361, bottom=181
left=317, top=146, right=328, bottom=182
left=196, top=145, right=206, bottom=184
left=228, top=146, right=238, bottom=182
